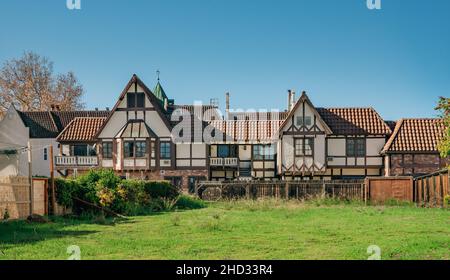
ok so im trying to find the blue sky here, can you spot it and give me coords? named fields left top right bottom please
left=0, top=0, right=449, bottom=120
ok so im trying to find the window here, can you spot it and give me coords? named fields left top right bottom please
left=253, top=145, right=264, bottom=160
left=305, top=116, right=312, bottom=126
left=265, top=145, right=275, bottom=160
left=136, top=93, right=145, bottom=107
left=127, top=93, right=136, bottom=108
left=102, top=142, right=113, bottom=159
left=296, top=116, right=312, bottom=126
left=253, top=144, right=275, bottom=160
left=160, top=142, right=171, bottom=159
left=217, top=145, right=237, bottom=158
left=43, top=148, right=48, bottom=161
left=135, top=141, right=146, bottom=158
left=73, top=144, right=87, bottom=156
left=295, top=138, right=314, bottom=156
left=127, top=92, right=145, bottom=108
left=88, top=145, right=96, bottom=156
left=218, top=145, right=230, bottom=158
left=124, top=141, right=134, bottom=158
left=347, top=138, right=365, bottom=157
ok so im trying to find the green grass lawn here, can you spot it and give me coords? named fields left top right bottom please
left=0, top=200, right=449, bottom=260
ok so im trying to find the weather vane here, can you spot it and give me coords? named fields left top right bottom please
left=156, top=69, right=160, bottom=82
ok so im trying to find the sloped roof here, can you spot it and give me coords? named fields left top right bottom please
left=153, top=81, right=169, bottom=106
left=57, top=117, right=107, bottom=142
left=168, top=104, right=221, bottom=122
left=316, top=108, right=392, bottom=135
left=17, top=110, right=110, bottom=138
left=280, top=92, right=333, bottom=134
left=382, top=118, right=446, bottom=153
left=118, top=119, right=157, bottom=138
left=18, top=111, right=59, bottom=138
left=208, top=120, right=283, bottom=143
left=51, top=110, right=110, bottom=131
left=228, top=111, right=288, bottom=121
left=385, top=120, right=397, bottom=131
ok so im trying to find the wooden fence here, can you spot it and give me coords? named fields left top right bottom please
left=0, top=176, right=48, bottom=220
left=196, top=180, right=365, bottom=201
left=365, top=177, right=413, bottom=204
left=414, top=169, right=449, bottom=208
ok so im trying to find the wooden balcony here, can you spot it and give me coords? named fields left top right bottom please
left=210, top=157, right=239, bottom=167
left=55, top=156, right=99, bottom=167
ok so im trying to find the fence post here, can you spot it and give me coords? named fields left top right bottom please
left=322, top=181, right=326, bottom=198
left=285, top=182, right=289, bottom=200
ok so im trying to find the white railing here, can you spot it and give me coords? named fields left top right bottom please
left=210, top=157, right=238, bottom=167
left=55, top=156, right=98, bottom=166
left=210, top=158, right=223, bottom=166
left=224, top=157, right=238, bottom=166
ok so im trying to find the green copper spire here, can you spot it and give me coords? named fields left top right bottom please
left=153, top=70, right=169, bottom=106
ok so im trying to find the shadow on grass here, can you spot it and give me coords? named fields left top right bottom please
left=0, top=220, right=98, bottom=249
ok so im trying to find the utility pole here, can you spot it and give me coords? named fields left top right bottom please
left=50, top=145, right=56, bottom=215
left=27, top=141, right=33, bottom=216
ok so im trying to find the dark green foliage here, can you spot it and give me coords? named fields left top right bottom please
left=54, top=169, right=186, bottom=216
left=143, top=181, right=179, bottom=199
left=175, top=195, right=206, bottom=210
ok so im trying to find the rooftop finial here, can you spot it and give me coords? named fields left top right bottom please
left=156, top=69, right=160, bottom=82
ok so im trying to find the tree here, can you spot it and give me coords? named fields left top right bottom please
left=0, top=51, right=84, bottom=115
left=436, top=96, right=450, bottom=159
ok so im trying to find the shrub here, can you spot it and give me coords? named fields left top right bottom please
left=175, top=195, right=206, bottom=210
left=53, top=170, right=187, bottom=216
left=144, top=181, right=179, bottom=200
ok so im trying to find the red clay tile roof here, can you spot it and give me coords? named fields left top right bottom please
left=51, top=111, right=110, bottom=131
left=208, top=120, right=283, bottom=143
left=316, top=108, right=392, bottom=135
left=57, top=117, right=107, bottom=142
left=382, top=119, right=446, bottom=153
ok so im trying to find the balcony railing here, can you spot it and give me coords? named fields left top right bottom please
left=210, top=157, right=239, bottom=167
left=55, top=156, right=98, bottom=166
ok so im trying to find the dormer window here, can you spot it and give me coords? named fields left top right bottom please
left=127, top=92, right=145, bottom=108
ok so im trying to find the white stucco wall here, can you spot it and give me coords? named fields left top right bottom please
left=0, top=107, right=29, bottom=177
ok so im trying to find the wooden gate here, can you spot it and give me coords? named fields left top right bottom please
left=365, top=177, right=413, bottom=204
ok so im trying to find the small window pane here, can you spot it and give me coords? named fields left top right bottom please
left=347, top=139, right=355, bottom=157
left=124, top=142, right=134, bottom=158
left=135, top=141, right=146, bottom=158
left=160, top=142, right=171, bottom=159
left=305, top=139, right=313, bottom=156
left=127, top=93, right=136, bottom=108
left=218, top=145, right=229, bottom=158
left=103, top=142, right=112, bottom=159
left=305, top=116, right=312, bottom=126
left=136, top=93, right=145, bottom=108
left=356, top=139, right=365, bottom=157
left=295, top=139, right=303, bottom=156
left=296, top=116, right=303, bottom=126
left=73, top=145, right=87, bottom=156
left=253, top=145, right=264, bottom=160
left=43, top=148, right=48, bottom=161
